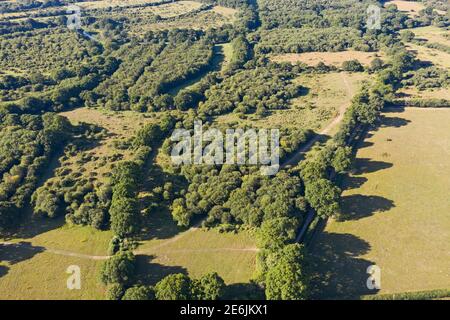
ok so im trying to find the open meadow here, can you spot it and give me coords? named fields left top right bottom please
left=310, top=107, right=450, bottom=299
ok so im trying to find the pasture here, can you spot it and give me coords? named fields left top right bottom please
left=383, top=0, right=425, bottom=16
left=310, top=108, right=450, bottom=299
left=271, top=51, right=385, bottom=68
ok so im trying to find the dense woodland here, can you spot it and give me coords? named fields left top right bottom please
left=0, top=0, right=448, bottom=300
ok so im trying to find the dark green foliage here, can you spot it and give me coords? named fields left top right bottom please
left=257, top=217, right=300, bottom=251
left=191, top=272, right=226, bottom=300
left=155, top=273, right=192, bottom=300
left=264, top=244, right=309, bottom=300
left=0, top=113, right=70, bottom=232
left=342, top=60, right=364, bottom=72
left=100, top=251, right=136, bottom=286
left=122, top=285, right=155, bottom=300
left=199, top=64, right=301, bottom=116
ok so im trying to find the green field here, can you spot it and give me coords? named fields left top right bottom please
left=310, top=107, right=450, bottom=299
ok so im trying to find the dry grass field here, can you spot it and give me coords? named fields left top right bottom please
left=310, top=108, right=450, bottom=299
left=406, top=42, right=450, bottom=69
left=383, top=0, right=425, bottom=16
left=410, top=26, right=450, bottom=48
left=271, top=51, right=385, bottom=68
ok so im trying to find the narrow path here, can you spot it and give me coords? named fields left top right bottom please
left=283, top=73, right=355, bottom=167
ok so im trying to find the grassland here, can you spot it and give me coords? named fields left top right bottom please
left=405, top=41, right=450, bottom=69
left=214, top=72, right=368, bottom=133
left=271, top=51, right=385, bottom=68
left=383, top=0, right=425, bottom=17
left=310, top=108, right=450, bottom=299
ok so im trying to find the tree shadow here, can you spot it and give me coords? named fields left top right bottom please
left=308, top=232, right=379, bottom=299
left=343, top=176, right=368, bottom=191
left=137, top=162, right=188, bottom=241
left=134, top=254, right=188, bottom=286
left=338, top=194, right=395, bottom=221
left=0, top=241, right=45, bottom=279
left=222, top=282, right=265, bottom=300
left=378, top=115, right=411, bottom=129
left=7, top=216, right=66, bottom=241
left=0, top=265, right=8, bottom=278
left=352, top=158, right=393, bottom=175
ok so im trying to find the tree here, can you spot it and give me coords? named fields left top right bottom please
left=332, top=146, right=353, bottom=173
left=370, top=58, right=384, bottom=72
left=265, top=244, right=308, bottom=300
left=109, top=197, right=140, bottom=237
left=342, top=60, right=364, bottom=72
left=257, top=217, right=299, bottom=251
left=100, top=251, right=136, bottom=286
left=122, top=285, right=155, bottom=300
left=191, top=272, right=225, bottom=300
left=155, top=273, right=192, bottom=300
left=107, top=283, right=125, bottom=300
left=305, top=178, right=341, bottom=218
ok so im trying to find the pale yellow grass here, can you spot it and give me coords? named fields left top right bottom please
left=311, top=108, right=450, bottom=299
left=398, top=86, right=450, bottom=100
left=0, top=251, right=106, bottom=300
left=406, top=42, right=450, bottom=69
left=409, top=26, right=450, bottom=48
left=135, top=228, right=257, bottom=284
left=271, top=51, right=385, bottom=68
left=384, top=0, right=425, bottom=16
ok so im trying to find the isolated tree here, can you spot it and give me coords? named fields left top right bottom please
left=155, top=273, right=192, bottom=300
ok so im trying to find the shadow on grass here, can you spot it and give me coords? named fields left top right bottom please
left=343, top=176, right=368, bottom=191
left=352, top=158, right=393, bottom=175
left=338, top=194, right=395, bottom=221
left=222, top=282, right=265, bottom=300
left=0, top=265, right=8, bottom=278
left=134, top=254, right=188, bottom=286
left=308, top=232, right=378, bottom=299
left=379, top=115, right=411, bottom=129
left=0, top=242, right=45, bottom=279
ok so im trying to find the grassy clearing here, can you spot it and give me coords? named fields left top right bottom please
left=405, top=42, right=450, bottom=69
left=398, top=86, right=450, bottom=100
left=383, top=0, right=425, bottom=17
left=128, top=1, right=204, bottom=18
left=409, top=26, right=450, bottom=48
left=214, top=72, right=368, bottom=133
left=74, top=0, right=164, bottom=10
left=271, top=51, right=385, bottom=67
left=135, top=225, right=257, bottom=285
left=310, top=108, right=450, bottom=299
left=0, top=250, right=106, bottom=300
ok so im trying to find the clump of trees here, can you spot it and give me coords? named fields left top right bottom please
left=0, top=112, right=71, bottom=233
left=101, top=250, right=225, bottom=300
